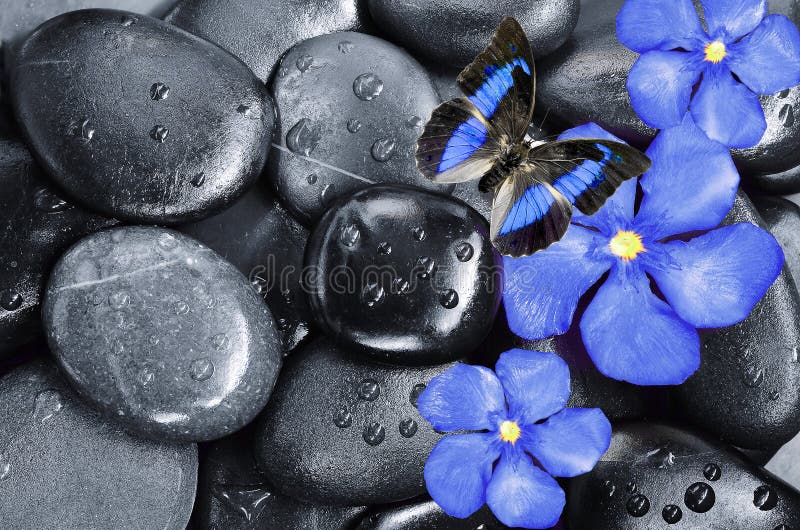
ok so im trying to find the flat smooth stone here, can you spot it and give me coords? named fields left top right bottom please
left=195, top=426, right=367, bottom=529
left=179, top=186, right=312, bottom=354
left=367, top=0, right=580, bottom=67
left=43, top=226, right=282, bottom=442
left=165, top=0, right=369, bottom=82
left=0, top=360, right=197, bottom=529
left=10, top=9, right=274, bottom=223
left=305, top=185, right=502, bottom=364
left=268, top=31, right=448, bottom=225
left=567, top=422, right=800, bottom=529
left=254, top=338, right=453, bottom=505
left=754, top=195, right=800, bottom=286
left=0, top=114, right=115, bottom=357
left=673, top=192, right=800, bottom=452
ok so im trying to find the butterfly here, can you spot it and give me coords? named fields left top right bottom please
left=416, top=16, right=652, bottom=257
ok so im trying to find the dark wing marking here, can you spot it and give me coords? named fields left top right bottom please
left=527, top=139, right=652, bottom=215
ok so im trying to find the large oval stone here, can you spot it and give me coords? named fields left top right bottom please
left=10, top=9, right=274, bottom=223
left=0, top=360, right=197, bottom=529
left=568, top=422, right=800, bottom=529
left=269, top=31, right=448, bottom=225
left=254, top=338, right=453, bottom=505
left=43, top=226, right=282, bottom=442
left=165, top=0, right=368, bottom=82
left=367, top=0, right=579, bottom=67
left=305, top=185, right=502, bottom=365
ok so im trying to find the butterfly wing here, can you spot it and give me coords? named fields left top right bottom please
left=528, top=139, right=652, bottom=215
left=490, top=165, right=573, bottom=257
left=457, top=16, right=535, bottom=143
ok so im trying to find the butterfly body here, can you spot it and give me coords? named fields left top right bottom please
left=416, top=17, right=652, bottom=257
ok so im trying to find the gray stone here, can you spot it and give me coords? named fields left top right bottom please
left=10, top=9, right=274, bottom=223
left=165, top=0, right=369, bottom=82
left=0, top=359, right=197, bottom=530
left=754, top=195, right=800, bottom=286
left=367, top=0, right=580, bottom=68
left=42, top=226, right=282, bottom=442
left=254, top=338, right=454, bottom=506
left=268, top=31, right=449, bottom=225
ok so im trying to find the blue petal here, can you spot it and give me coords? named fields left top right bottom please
left=503, top=225, right=613, bottom=339
left=627, top=50, right=703, bottom=130
left=424, top=433, right=499, bottom=518
left=635, top=114, right=739, bottom=240
left=616, top=0, right=705, bottom=53
left=580, top=266, right=700, bottom=386
left=495, top=349, right=571, bottom=424
left=700, top=0, right=766, bottom=40
left=521, top=408, right=611, bottom=478
left=690, top=67, right=767, bottom=148
left=729, top=15, right=800, bottom=95
left=418, top=363, right=505, bottom=432
left=645, top=223, right=784, bottom=328
left=486, top=451, right=565, bottom=529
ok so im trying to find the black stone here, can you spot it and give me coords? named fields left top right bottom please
left=753, top=195, right=800, bottom=287
left=355, top=499, right=516, bottom=530
left=0, top=360, right=197, bottom=529
left=268, top=31, right=449, bottom=226
left=179, top=186, right=312, bottom=354
left=10, top=9, right=274, bottom=223
left=567, top=422, right=800, bottom=529
left=43, top=226, right=282, bottom=442
left=0, top=116, right=115, bottom=357
left=367, top=0, right=580, bottom=68
left=305, top=185, right=502, bottom=365
left=165, top=0, right=369, bottom=82
left=253, top=338, right=454, bottom=505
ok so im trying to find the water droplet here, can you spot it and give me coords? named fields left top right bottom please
left=415, top=257, right=437, bottom=280
left=33, top=188, right=68, bottom=213
left=121, top=15, right=137, bottom=26
left=71, top=118, right=95, bottom=141
left=780, top=104, right=795, bottom=127
left=278, top=67, right=289, bottom=78
left=406, top=115, right=422, bottom=129
left=157, top=232, right=178, bottom=250
left=455, top=241, right=474, bottom=262
left=646, top=446, right=675, bottom=468
left=603, top=480, right=616, bottom=497
left=212, top=333, right=230, bottom=351
left=412, top=227, right=426, bottom=241
left=347, top=118, right=362, bottom=133
left=334, top=408, right=353, bottom=428
left=190, top=173, right=205, bottom=187
left=338, top=41, right=354, bottom=53
left=33, top=389, right=63, bottom=422
left=358, top=379, right=381, bottom=401
left=392, top=277, right=410, bottom=295
left=149, top=82, right=170, bottom=101
left=626, top=494, right=650, bottom=517
left=754, top=485, right=778, bottom=510
left=377, top=242, right=392, bottom=255
left=320, top=184, right=336, bottom=206
left=684, top=482, right=715, bottom=513
left=306, top=173, right=318, bottom=184
left=237, top=104, right=259, bottom=119
left=150, top=125, right=169, bottom=143
left=399, top=418, right=418, bottom=438
left=0, top=454, right=9, bottom=480
left=361, top=282, right=385, bottom=307
left=212, top=484, right=272, bottom=522
left=353, top=73, right=384, bottom=101
left=0, top=291, right=23, bottom=311
left=410, top=383, right=426, bottom=407
left=108, top=291, right=130, bottom=310
left=340, top=224, right=361, bottom=247
left=439, top=289, right=459, bottom=309
left=743, top=364, right=764, bottom=388
left=778, top=89, right=791, bottom=99
left=138, top=368, right=154, bottom=386
left=296, top=54, right=313, bottom=72
left=770, top=389, right=780, bottom=401
left=363, top=422, right=385, bottom=446
left=281, top=289, right=294, bottom=304
left=286, top=118, right=320, bottom=156
left=174, top=301, right=190, bottom=315
left=662, top=504, right=682, bottom=524
left=371, top=137, right=396, bottom=162
left=190, top=358, right=215, bottom=381
left=626, top=481, right=637, bottom=494
left=703, top=463, right=721, bottom=481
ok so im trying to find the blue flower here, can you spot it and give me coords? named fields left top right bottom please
left=617, top=0, right=800, bottom=148
left=418, top=349, right=611, bottom=529
left=503, top=120, right=784, bottom=386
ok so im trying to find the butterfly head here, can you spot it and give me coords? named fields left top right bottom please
left=500, top=141, right=531, bottom=171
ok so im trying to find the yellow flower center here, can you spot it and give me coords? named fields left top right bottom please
left=499, top=420, right=521, bottom=444
left=609, top=230, right=646, bottom=261
left=704, top=41, right=727, bottom=63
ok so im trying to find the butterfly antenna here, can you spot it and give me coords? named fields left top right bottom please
left=270, top=143, right=376, bottom=184
left=537, top=107, right=551, bottom=132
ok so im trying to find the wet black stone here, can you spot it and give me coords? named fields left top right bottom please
left=165, top=0, right=369, bottom=82
left=0, top=117, right=115, bottom=357
left=43, top=226, right=282, bottom=442
left=367, top=0, right=579, bottom=68
left=305, top=185, right=502, bottom=364
left=194, top=426, right=366, bottom=529
left=0, top=360, right=197, bottom=529
left=673, top=192, right=800, bottom=452
left=567, top=422, right=800, bottom=529
left=253, top=338, right=454, bottom=505
left=10, top=9, right=274, bottom=223
left=179, top=186, right=312, bottom=354
left=268, top=31, right=449, bottom=226
left=355, top=499, right=514, bottom=530
left=754, top=195, right=800, bottom=287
